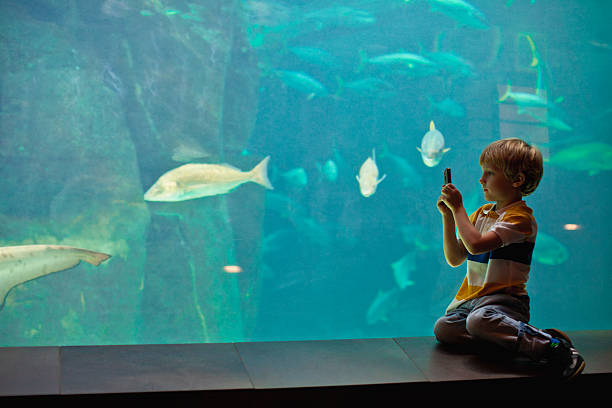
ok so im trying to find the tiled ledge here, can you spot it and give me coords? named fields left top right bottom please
left=1, top=331, right=610, bottom=398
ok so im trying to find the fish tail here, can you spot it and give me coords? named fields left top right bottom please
left=499, top=82, right=512, bottom=102
left=78, top=249, right=111, bottom=266
left=250, top=156, right=274, bottom=189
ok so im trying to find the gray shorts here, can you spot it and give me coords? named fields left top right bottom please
left=434, top=293, right=552, bottom=361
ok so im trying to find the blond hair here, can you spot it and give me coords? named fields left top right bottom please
left=479, top=138, right=543, bottom=196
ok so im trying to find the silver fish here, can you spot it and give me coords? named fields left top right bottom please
left=356, top=149, right=386, bottom=197
left=0, top=245, right=111, bottom=309
left=144, top=156, right=273, bottom=201
left=417, top=121, right=450, bottom=167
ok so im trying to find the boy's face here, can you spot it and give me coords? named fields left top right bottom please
left=479, top=163, right=518, bottom=203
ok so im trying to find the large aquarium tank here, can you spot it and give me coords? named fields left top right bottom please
left=1, top=0, right=610, bottom=347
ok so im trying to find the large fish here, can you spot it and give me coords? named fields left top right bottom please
left=533, top=232, right=569, bottom=266
left=498, top=84, right=554, bottom=112
left=546, top=142, right=612, bottom=175
left=361, top=52, right=437, bottom=76
left=144, top=156, right=273, bottom=202
left=0, top=245, right=111, bottom=310
left=427, top=0, right=489, bottom=30
left=356, top=149, right=386, bottom=197
left=417, top=121, right=450, bottom=167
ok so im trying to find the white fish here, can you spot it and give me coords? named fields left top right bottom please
left=417, top=121, right=450, bottom=167
left=144, top=156, right=273, bottom=202
left=0, top=245, right=111, bottom=309
left=356, top=149, right=386, bottom=197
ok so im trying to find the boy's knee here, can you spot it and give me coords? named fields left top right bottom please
left=465, top=307, right=491, bottom=337
left=433, top=317, right=446, bottom=342
left=434, top=316, right=459, bottom=344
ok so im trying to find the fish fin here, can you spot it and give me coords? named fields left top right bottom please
left=377, top=174, right=387, bottom=184
left=429, top=120, right=435, bottom=131
left=371, top=148, right=376, bottom=162
left=79, top=250, right=111, bottom=266
left=499, top=82, right=512, bottom=102
left=355, top=174, right=361, bottom=182
left=416, top=146, right=422, bottom=153
left=443, top=147, right=451, bottom=153
left=250, top=156, right=274, bottom=189
left=307, top=93, right=315, bottom=100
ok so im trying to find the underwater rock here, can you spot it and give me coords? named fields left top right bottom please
left=0, top=5, right=149, bottom=346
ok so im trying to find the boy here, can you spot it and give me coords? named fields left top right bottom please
left=435, top=138, right=585, bottom=380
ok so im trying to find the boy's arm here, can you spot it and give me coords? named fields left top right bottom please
left=452, top=205, right=502, bottom=255
left=441, top=213, right=468, bottom=267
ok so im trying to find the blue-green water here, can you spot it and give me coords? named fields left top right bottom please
left=0, top=0, right=610, bottom=346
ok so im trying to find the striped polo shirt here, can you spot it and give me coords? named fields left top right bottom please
left=446, top=200, right=537, bottom=313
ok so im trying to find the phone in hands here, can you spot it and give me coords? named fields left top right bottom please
left=444, top=168, right=451, bottom=185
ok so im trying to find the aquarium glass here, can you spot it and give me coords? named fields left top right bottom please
left=1, top=0, right=611, bottom=346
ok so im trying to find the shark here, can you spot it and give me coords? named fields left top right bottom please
left=0, top=245, right=111, bottom=310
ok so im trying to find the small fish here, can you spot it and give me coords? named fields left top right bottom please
left=339, top=77, right=395, bottom=98
left=274, top=70, right=328, bottom=99
left=366, top=288, right=400, bottom=325
left=379, top=144, right=423, bottom=188
left=144, top=156, right=273, bottom=201
left=303, top=6, right=375, bottom=29
left=0, top=245, right=111, bottom=310
left=423, top=51, right=475, bottom=79
left=316, top=159, right=338, bottom=182
left=392, top=251, right=416, bottom=290
left=171, top=138, right=211, bottom=162
left=281, top=167, right=308, bottom=188
left=356, top=149, right=386, bottom=197
left=417, top=121, right=450, bottom=167
left=427, top=96, right=466, bottom=118
left=361, top=51, right=437, bottom=73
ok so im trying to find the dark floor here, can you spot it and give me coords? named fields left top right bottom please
left=1, top=330, right=610, bottom=401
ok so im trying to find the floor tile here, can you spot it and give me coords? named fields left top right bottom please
left=567, top=330, right=612, bottom=374
left=235, top=338, right=426, bottom=389
left=60, top=343, right=252, bottom=395
left=394, top=336, right=542, bottom=382
left=0, top=347, right=60, bottom=396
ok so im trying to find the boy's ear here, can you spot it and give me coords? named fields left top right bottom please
left=512, top=172, right=525, bottom=188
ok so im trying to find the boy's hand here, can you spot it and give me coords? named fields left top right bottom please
left=437, top=195, right=452, bottom=216
left=440, top=183, right=463, bottom=213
